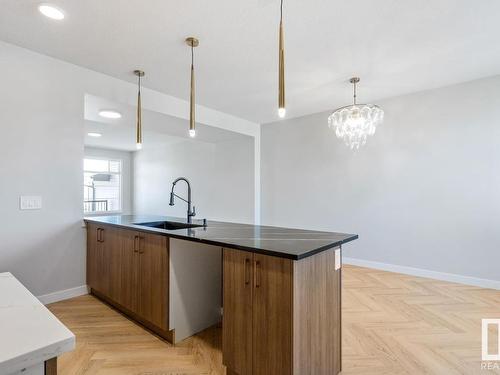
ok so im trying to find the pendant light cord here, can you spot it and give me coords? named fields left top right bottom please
left=280, top=0, right=283, bottom=21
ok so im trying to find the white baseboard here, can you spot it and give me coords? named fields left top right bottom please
left=37, top=285, right=89, bottom=305
left=343, top=257, right=500, bottom=290
left=33, top=259, right=499, bottom=305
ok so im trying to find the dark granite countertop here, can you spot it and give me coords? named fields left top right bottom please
left=84, top=215, right=358, bottom=260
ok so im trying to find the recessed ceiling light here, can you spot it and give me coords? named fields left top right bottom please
left=38, top=4, right=65, bottom=20
left=87, top=132, right=102, bottom=138
left=98, top=110, right=122, bottom=119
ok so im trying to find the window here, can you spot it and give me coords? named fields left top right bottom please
left=83, top=158, right=122, bottom=214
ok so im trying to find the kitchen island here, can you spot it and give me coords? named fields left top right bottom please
left=84, top=215, right=358, bottom=375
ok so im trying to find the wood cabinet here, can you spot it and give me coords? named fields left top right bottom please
left=87, top=222, right=342, bottom=372
left=222, top=247, right=342, bottom=375
left=106, top=227, right=122, bottom=303
left=222, top=249, right=253, bottom=375
left=252, top=253, right=293, bottom=375
left=223, top=249, right=293, bottom=375
left=137, top=233, right=169, bottom=329
left=86, top=223, right=109, bottom=295
left=87, top=223, right=121, bottom=302
left=87, top=223, right=170, bottom=339
left=120, top=230, right=139, bottom=313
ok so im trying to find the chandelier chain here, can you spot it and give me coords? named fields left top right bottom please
left=353, top=80, right=357, bottom=105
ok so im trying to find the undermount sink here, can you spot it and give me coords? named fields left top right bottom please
left=134, top=221, right=203, bottom=230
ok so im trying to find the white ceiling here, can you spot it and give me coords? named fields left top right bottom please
left=2, top=0, right=500, bottom=124
left=84, top=94, right=251, bottom=151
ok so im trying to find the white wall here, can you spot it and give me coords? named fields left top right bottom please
left=133, top=136, right=254, bottom=224
left=213, top=138, right=255, bottom=223
left=84, top=147, right=133, bottom=215
left=0, top=40, right=258, bottom=299
left=0, top=42, right=86, bottom=297
left=261, top=76, right=500, bottom=283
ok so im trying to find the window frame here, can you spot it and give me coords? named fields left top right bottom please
left=83, top=156, right=123, bottom=216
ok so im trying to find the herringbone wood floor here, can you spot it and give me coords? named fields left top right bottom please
left=47, top=265, right=500, bottom=375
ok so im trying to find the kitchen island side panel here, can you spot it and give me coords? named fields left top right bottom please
left=293, top=247, right=342, bottom=375
left=169, top=238, right=222, bottom=343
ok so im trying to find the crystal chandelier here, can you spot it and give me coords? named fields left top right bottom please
left=328, top=77, right=384, bottom=150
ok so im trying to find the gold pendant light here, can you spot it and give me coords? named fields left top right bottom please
left=278, top=0, right=286, bottom=118
left=186, top=37, right=199, bottom=138
left=134, top=69, right=145, bottom=150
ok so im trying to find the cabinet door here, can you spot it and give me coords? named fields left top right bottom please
left=222, top=248, right=253, bottom=375
left=96, top=227, right=111, bottom=297
left=88, top=224, right=110, bottom=295
left=253, top=254, right=293, bottom=375
left=103, top=227, right=122, bottom=304
left=86, top=223, right=100, bottom=290
left=120, top=230, right=140, bottom=314
left=137, top=233, right=169, bottom=330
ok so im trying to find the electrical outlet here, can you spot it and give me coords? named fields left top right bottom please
left=20, top=196, right=42, bottom=210
left=334, top=248, right=341, bottom=270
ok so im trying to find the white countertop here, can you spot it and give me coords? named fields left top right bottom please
left=0, top=272, right=75, bottom=374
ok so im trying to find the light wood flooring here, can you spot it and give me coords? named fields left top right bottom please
left=47, top=265, right=500, bottom=375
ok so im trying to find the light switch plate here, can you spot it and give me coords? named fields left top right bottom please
left=20, top=196, right=42, bottom=210
left=334, top=248, right=341, bottom=270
